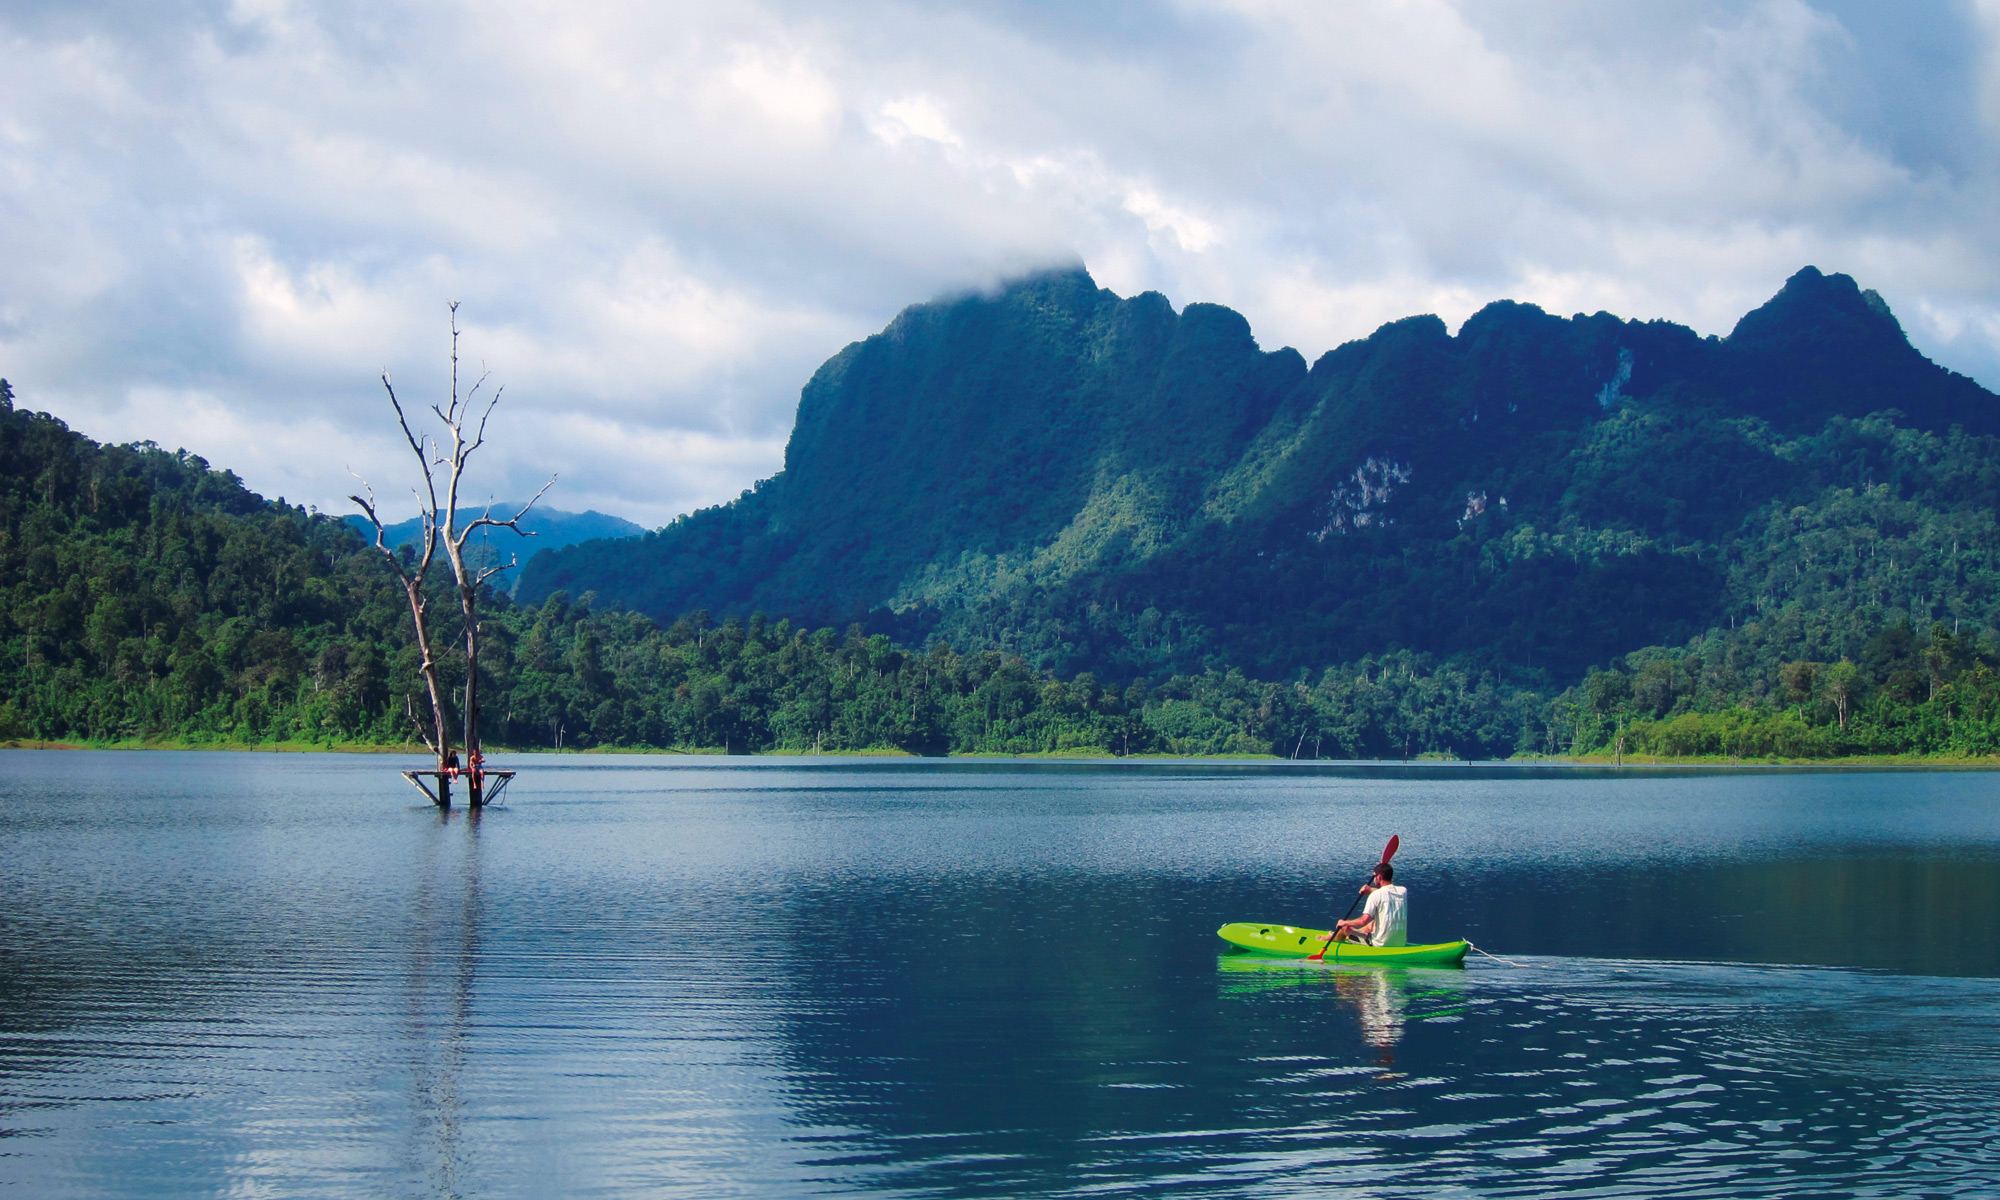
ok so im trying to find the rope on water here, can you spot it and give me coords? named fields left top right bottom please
left=1466, top=941, right=1548, bottom=969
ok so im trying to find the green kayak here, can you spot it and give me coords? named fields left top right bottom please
left=1216, top=921, right=1469, bottom=965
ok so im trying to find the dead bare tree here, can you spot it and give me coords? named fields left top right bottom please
left=350, top=302, right=555, bottom=807
left=350, top=448, right=451, bottom=785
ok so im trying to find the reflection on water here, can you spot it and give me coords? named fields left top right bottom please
left=406, top=807, right=482, bottom=1199
left=1216, top=958, right=1475, bottom=1071
left=2, top=752, right=1999, bottom=1197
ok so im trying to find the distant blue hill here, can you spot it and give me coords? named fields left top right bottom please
left=344, top=505, right=644, bottom=594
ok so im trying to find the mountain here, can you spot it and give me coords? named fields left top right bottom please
left=516, top=266, right=2000, bottom=685
left=11, top=309, right=2000, bottom=760
left=346, top=506, right=642, bottom=593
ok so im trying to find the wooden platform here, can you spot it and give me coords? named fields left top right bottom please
left=400, top=768, right=516, bottom=808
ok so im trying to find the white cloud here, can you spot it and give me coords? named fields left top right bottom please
left=1122, top=188, right=1220, bottom=254
left=722, top=44, right=844, bottom=135
left=1, top=0, right=1998, bottom=530
left=871, top=97, right=964, bottom=150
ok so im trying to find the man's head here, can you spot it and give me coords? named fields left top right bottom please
left=1373, top=862, right=1394, bottom=885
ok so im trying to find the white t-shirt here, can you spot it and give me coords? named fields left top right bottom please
left=1361, top=884, right=1408, bottom=946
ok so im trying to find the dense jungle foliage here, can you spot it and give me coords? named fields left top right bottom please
left=1560, top=618, right=2000, bottom=760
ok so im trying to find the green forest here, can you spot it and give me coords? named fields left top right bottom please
left=9, top=374, right=2000, bottom=761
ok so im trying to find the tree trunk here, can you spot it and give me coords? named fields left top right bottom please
left=460, top=580, right=483, bottom=807
left=399, top=575, right=455, bottom=801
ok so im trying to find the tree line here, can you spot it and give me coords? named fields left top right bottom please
left=1555, top=617, right=2000, bottom=759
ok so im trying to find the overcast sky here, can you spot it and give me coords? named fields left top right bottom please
left=4, top=0, right=1998, bottom=526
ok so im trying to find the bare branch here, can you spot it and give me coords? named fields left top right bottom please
left=347, top=474, right=419, bottom=586
left=347, top=475, right=384, bottom=531
left=406, top=695, right=440, bottom=755
left=464, top=366, right=490, bottom=411
left=467, top=383, right=503, bottom=456
left=454, top=474, right=557, bottom=550
left=382, top=373, right=442, bottom=526
left=445, top=300, right=462, bottom=426
left=473, top=553, right=519, bottom=588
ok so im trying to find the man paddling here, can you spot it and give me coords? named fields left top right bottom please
left=1329, top=863, right=1407, bottom=948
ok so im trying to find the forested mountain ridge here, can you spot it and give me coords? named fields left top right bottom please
left=518, top=266, right=1999, bottom=685
left=12, top=302, right=2000, bottom=760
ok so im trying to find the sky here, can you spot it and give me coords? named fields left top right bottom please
left=3, top=0, right=1998, bottom=528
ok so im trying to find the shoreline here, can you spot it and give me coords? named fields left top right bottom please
left=6, top=738, right=2000, bottom=768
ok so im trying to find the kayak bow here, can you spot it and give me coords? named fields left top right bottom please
left=1217, top=922, right=1468, bottom=965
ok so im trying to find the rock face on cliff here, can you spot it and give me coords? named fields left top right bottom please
left=518, top=266, right=1999, bottom=682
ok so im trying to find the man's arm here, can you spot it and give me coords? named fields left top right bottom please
left=1342, top=889, right=1385, bottom=937
left=1324, top=879, right=1384, bottom=940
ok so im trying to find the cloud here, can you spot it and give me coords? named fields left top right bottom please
left=1, top=0, right=1997, bottom=529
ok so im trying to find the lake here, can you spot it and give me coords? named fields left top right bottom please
left=2, top=752, right=1998, bottom=1197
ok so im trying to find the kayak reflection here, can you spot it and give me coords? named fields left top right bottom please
left=1216, top=956, right=1470, bottom=1069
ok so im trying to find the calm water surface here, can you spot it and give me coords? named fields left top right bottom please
left=2, top=753, right=1998, bottom=1197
